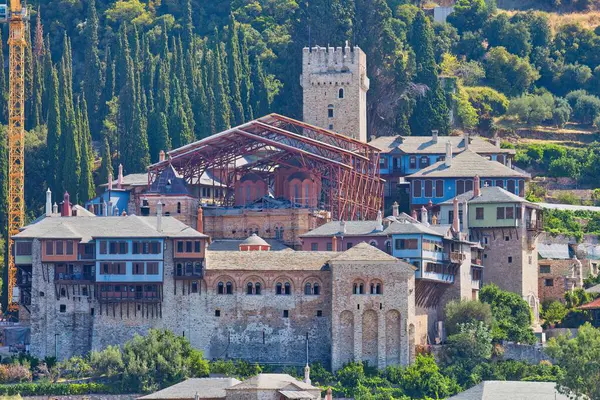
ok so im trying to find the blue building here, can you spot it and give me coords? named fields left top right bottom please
left=406, top=146, right=529, bottom=209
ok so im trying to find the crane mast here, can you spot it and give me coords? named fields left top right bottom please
left=4, top=0, right=27, bottom=313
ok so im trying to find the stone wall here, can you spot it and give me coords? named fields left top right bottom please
left=501, top=343, right=552, bottom=364
left=330, top=259, right=415, bottom=370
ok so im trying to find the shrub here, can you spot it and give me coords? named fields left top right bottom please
left=0, top=382, right=115, bottom=396
left=484, top=47, right=540, bottom=96
left=507, top=93, right=553, bottom=125
left=542, top=301, right=568, bottom=326
left=444, top=300, right=493, bottom=336
left=549, top=157, right=581, bottom=179
left=565, top=89, right=588, bottom=109
left=0, top=365, right=32, bottom=384
left=573, top=94, right=600, bottom=124
left=552, top=97, right=572, bottom=127
left=443, top=321, right=493, bottom=386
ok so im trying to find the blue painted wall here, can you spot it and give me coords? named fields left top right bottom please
left=95, top=238, right=165, bottom=282
left=85, top=190, right=130, bottom=216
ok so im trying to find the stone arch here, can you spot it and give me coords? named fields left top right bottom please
left=369, top=279, right=384, bottom=295
left=213, top=275, right=237, bottom=294
left=243, top=275, right=266, bottom=295
left=526, top=293, right=540, bottom=324
left=339, top=311, right=354, bottom=365
left=273, top=275, right=294, bottom=295
left=362, top=310, right=378, bottom=367
left=386, top=310, right=401, bottom=366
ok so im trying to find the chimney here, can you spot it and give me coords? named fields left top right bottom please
left=45, top=188, right=52, bottom=216
left=108, top=172, right=113, bottom=191
left=376, top=210, right=383, bottom=231
left=122, top=210, right=127, bottom=216
left=411, top=208, right=418, bottom=220
left=340, top=220, right=346, bottom=235
left=462, top=199, right=469, bottom=236
left=157, top=202, right=163, bottom=232
left=115, top=207, right=119, bottom=217
left=159, top=150, right=166, bottom=162
left=392, top=201, right=399, bottom=218
left=494, top=138, right=501, bottom=148
left=432, top=130, right=438, bottom=143
left=108, top=201, right=113, bottom=216
left=53, top=202, right=58, bottom=214
left=464, top=132, right=469, bottom=150
left=332, top=236, right=337, bottom=252
left=445, top=141, right=452, bottom=168
left=117, top=164, right=124, bottom=189
left=507, top=157, right=512, bottom=168
left=421, top=206, right=429, bottom=226
left=103, top=200, right=108, bottom=216
left=61, top=192, right=72, bottom=217
left=326, top=388, right=333, bottom=400
left=474, top=175, right=481, bottom=197
left=452, top=197, right=460, bottom=232
left=304, top=364, right=311, bottom=385
left=432, top=214, right=438, bottom=225
left=197, top=206, right=204, bottom=233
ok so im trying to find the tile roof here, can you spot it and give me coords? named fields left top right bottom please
left=369, top=135, right=515, bottom=155
left=578, top=297, right=600, bottom=310
left=329, top=242, right=401, bottom=262
left=227, top=374, right=318, bottom=391
left=137, top=378, right=241, bottom=400
left=439, top=187, right=532, bottom=205
left=406, top=150, right=527, bottom=179
left=13, top=216, right=207, bottom=242
left=447, top=381, right=568, bottom=400
left=279, top=391, right=318, bottom=399
left=585, top=283, right=600, bottom=294
left=205, top=250, right=333, bottom=271
left=99, top=173, right=148, bottom=188
left=538, top=202, right=600, bottom=212
left=538, top=243, right=571, bottom=260
left=300, top=219, right=444, bottom=238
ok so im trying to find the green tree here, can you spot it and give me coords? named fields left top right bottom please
left=251, top=56, right=271, bottom=118
left=78, top=97, right=95, bottom=203
left=444, top=321, right=494, bottom=386
left=484, top=14, right=531, bottom=58
left=83, top=0, right=104, bottom=137
left=238, top=27, right=253, bottom=121
left=409, top=10, right=449, bottom=135
left=401, top=354, right=460, bottom=399
left=148, top=112, right=171, bottom=163
left=444, top=300, right=493, bottom=336
left=546, top=323, right=600, bottom=400
left=99, top=136, right=112, bottom=185
left=480, top=284, right=537, bottom=344
left=226, top=15, right=245, bottom=125
left=447, top=0, right=491, bottom=34
left=484, top=47, right=540, bottom=96
left=573, top=94, right=600, bottom=125
left=507, top=94, right=554, bottom=125
left=46, top=64, right=62, bottom=197
left=212, top=40, right=232, bottom=131
left=542, top=301, right=568, bottom=326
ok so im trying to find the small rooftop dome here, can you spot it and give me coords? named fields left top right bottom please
left=240, top=172, right=263, bottom=183
left=239, top=233, right=271, bottom=251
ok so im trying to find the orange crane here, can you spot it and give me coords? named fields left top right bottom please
left=2, top=0, right=28, bottom=313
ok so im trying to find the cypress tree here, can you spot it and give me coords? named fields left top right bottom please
left=212, top=43, right=232, bottom=131
left=226, top=14, right=245, bottom=125
left=46, top=64, right=62, bottom=197
left=204, top=56, right=217, bottom=136
left=100, top=136, right=112, bottom=185
left=142, top=33, right=155, bottom=113
left=100, top=47, right=115, bottom=130
left=409, top=11, right=449, bottom=135
left=79, top=97, right=95, bottom=202
left=156, top=60, right=170, bottom=114
left=251, top=56, right=270, bottom=117
left=83, top=0, right=103, bottom=137
left=42, top=35, right=52, bottom=121
left=168, top=76, right=193, bottom=148
left=192, top=60, right=211, bottom=139
left=239, top=27, right=253, bottom=121
left=31, top=11, right=44, bottom=127
left=182, top=0, right=193, bottom=50
left=148, top=111, right=171, bottom=162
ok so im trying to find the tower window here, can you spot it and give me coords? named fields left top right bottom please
left=328, top=105, right=334, bottom=118
left=338, top=88, right=344, bottom=99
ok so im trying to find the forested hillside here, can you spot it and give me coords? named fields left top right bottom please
left=3, top=0, right=600, bottom=223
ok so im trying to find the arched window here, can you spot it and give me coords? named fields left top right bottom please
left=369, top=240, right=377, bottom=247
left=176, top=263, right=183, bottom=277
left=385, top=241, right=392, bottom=254
left=338, top=88, right=344, bottom=99
left=226, top=282, right=233, bottom=294
left=194, top=262, right=202, bottom=275
left=328, top=104, right=334, bottom=118
left=376, top=283, right=382, bottom=294
left=284, top=282, right=291, bottom=295
left=177, top=202, right=181, bottom=214
left=255, top=282, right=261, bottom=295
left=313, top=283, right=320, bottom=295
left=217, top=282, right=224, bottom=295
left=276, top=282, right=283, bottom=295
left=359, top=283, right=364, bottom=294
left=247, top=282, right=253, bottom=295
left=353, top=283, right=358, bottom=294
left=370, top=283, right=376, bottom=294
left=185, top=262, right=193, bottom=274
left=305, top=283, right=312, bottom=295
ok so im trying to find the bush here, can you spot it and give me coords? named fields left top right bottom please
left=484, top=47, right=540, bottom=96
left=444, top=300, right=493, bottom=336
left=0, top=365, right=32, bottom=384
left=573, top=94, right=600, bottom=124
left=552, top=97, right=572, bottom=127
left=444, top=322, right=493, bottom=386
left=542, top=301, right=568, bottom=326
left=0, top=382, right=115, bottom=396
left=480, top=284, right=537, bottom=344
left=549, top=157, right=581, bottom=179
left=507, top=93, right=553, bottom=125
left=565, top=89, right=588, bottom=109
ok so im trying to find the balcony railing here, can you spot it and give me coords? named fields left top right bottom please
left=97, top=293, right=161, bottom=302
left=450, top=251, right=466, bottom=264
left=526, top=220, right=543, bottom=231
left=55, top=272, right=95, bottom=282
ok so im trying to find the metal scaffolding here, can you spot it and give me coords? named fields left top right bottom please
left=148, top=114, right=384, bottom=221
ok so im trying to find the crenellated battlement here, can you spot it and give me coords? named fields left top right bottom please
left=302, top=44, right=364, bottom=71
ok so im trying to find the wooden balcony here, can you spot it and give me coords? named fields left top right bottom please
left=450, top=251, right=466, bottom=264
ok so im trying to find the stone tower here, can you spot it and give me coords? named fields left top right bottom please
left=301, top=43, right=369, bottom=143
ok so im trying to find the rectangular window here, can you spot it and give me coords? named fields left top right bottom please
left=119, top=242, right=128, bottom=254
left=133, top=263, right=145, bottom=275
left=146, top=262, right=159, bottom=275
left=540, top=265, right=551, bottom=274
left=508, top=256, right=513, bottom=263
left=311, top=243, right=318, bottom=251
left=283, top=310, right=289, bottom=318
left=457, top=180, right=465, bottom=195
left=46, top=241, right=54, bottom=256
left=347, top=242, right=353, bottom=250
left=518, top=180, right=525, bottom=197
left=115, top=263, right=126, bottom=274
left=409, top=156, right=417, bottom=169
left=109, top=242, right=117, bottom=254
left=516, top=207, right=522, bottom=220
left=435, top=180, right=444, bottom=198
left=484, top=180, right=492, bottom=187
left=506, top=207, right=514, bottom=219
left=476, top=207, right=484, bottom=220
left=194, top=241, right=201, bottom=253
left=191, top=281, right=198, bottom=293
left=495, top=179, right=504, bottom=189
left=328, top=108, right=334, bottom=118
left=419, top=156, right=429, bottom=168
left=151, top=242, right=160, bottom=254
left=413, top=180, right=422, bottom=198
left=56, top=241, right=64, bottom=255
left=497, top=207, right=505, bottom=219
left=16, top=242, right=32, bottom=256
left=186, top=241, right=193, bottom=253
left=132, top=242, right=140, bottom=254
left=465, top=179, right=473, bottom=193
left=326, top=242, right=332, bottom=251
left=424, top=180, right=433, bottom=198
left=66, top=241, right=74, bottom=255
left=395, top=239, right=418, bottom=250
left=177, top=241, right=184, bottom=252
left=544, top=278, right=554, bottom=287
left=507, top=180, right=516, bottom=194
left=100, top=241, right=107, bottom=254
left=101, top=263, right=110, bottom=274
